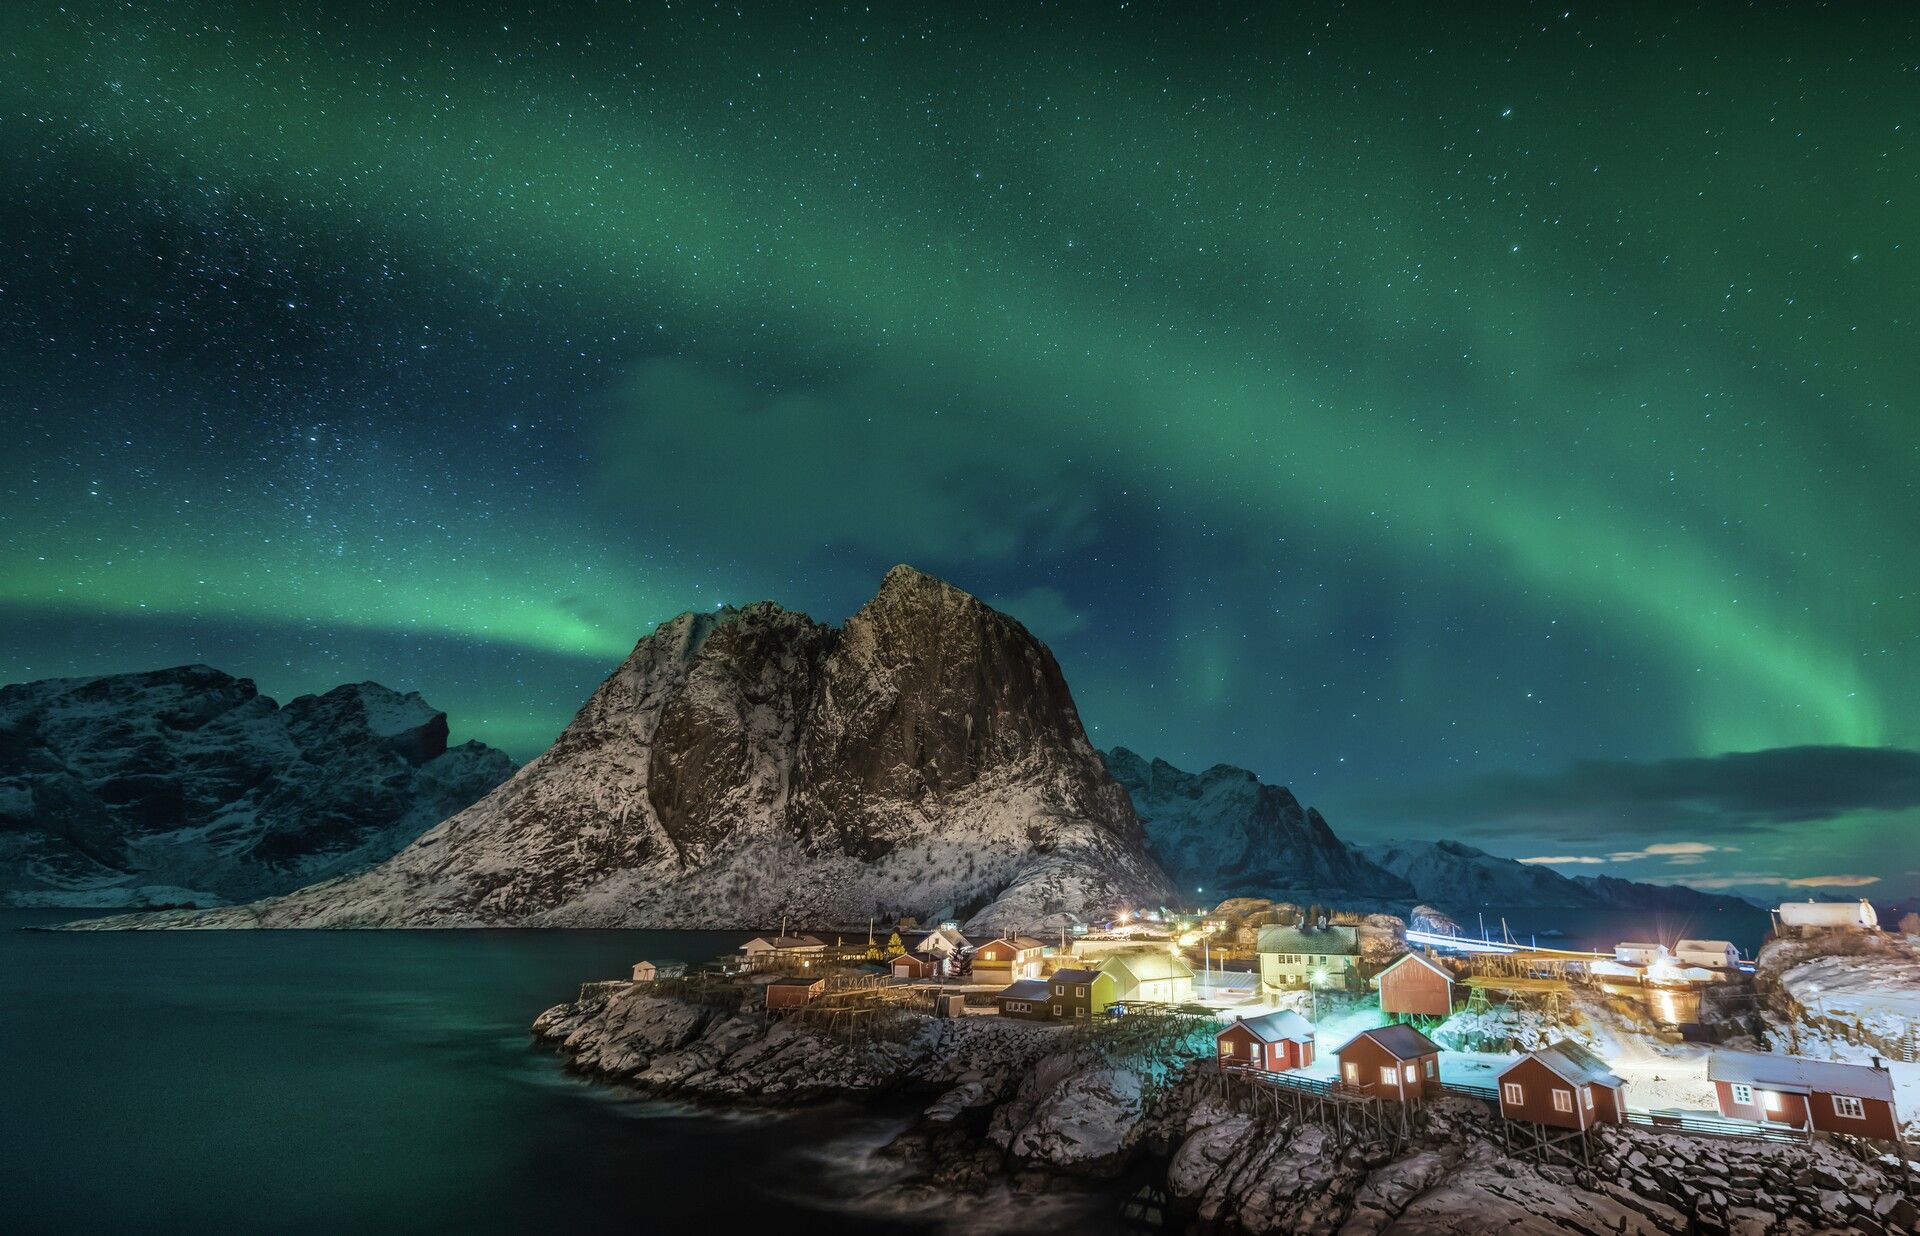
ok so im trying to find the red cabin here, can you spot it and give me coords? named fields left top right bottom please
left=890, top=954, right=937, bottom=980
left=1333, top=1024, right=1442, bottom=1102
left=1373, top=952, right=1455, bottom=1019
left=1709, top=1050, right=1901, bottom=1142
left=1216, top=1010, right=1315, bottom=1073
left=765, top=976, right=825, bottom=1011
left=1498, top=1039, right=1626, bottom=1129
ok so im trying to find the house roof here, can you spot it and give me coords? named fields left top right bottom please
left=1505, top=1038, right=1624, bottom=1089
left=1616, top=941, right=1666, bottom=951
left=1194, top=969, right=1259, bottom=990
left=1100, top=951, right=1194, bottom=985
left=997, top=979, right=1051, bottom=1002
left=768, top=976, right=824, bottom=988
left=1675, top=939, right=1736, bottom=952
left=1335, top=1023, right=1441, bottom=1061
left=1256, top=924, right=1361, bottom=956
left=916, top=926, right=970, bottom=954
left=742, top=935, right=827, bottom=951
left=981, top=936, right=1045, bottom=952
left=1048, top=968, right=1102, bottom=984
left=1372, top=952, right=1453, bottom=986
left=1708, top=1050, right=1896, bottom=1102
left=1226, top=1009, right=1315, bottom=1044
left=891, top=953, right=933, bottom=968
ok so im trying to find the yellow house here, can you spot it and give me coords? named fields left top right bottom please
left=1100, top=951, right=1195, bottom=1005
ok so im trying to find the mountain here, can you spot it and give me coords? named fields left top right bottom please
left=1103, top=748, right=1413, bottom=906
left=103, top=567, right=1174, bottom=933
left=0, top=666, right=516, bottom=907
left=1359, top=839, right=1754, bottom=913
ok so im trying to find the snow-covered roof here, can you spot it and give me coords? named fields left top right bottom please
left=1675, top=939, right=1735, bottom=952
left=740, top=935, right=826, bottom=951
left=1099, top=951, right=1193, bottom=985
left=1049, top=967, right=1101, bottom=984
left=997, top=979, right=1050, bottom=1001
left=1505, top=1038, right=1624, bottom=1090
left=1256, top=924, right=1360, bottom=956
left=980, top=935, right=1045, bottom=952
left=1194, top=969, right=1258, bottom=990
left=1335, top=1024, right=1440, bottom=1061
left=1226, top=1009, right=1314, bottom=1044
left=1708, top=1050, right=1895, bottom=1102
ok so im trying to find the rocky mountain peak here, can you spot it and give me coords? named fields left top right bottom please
left=143, top=567, right=1171, bottom=932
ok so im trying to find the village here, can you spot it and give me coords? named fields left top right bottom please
left=609, top=895, right=1920, bottom=1172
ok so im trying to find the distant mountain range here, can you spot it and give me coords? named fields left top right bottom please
left=0, top=666, right=515, bottom=907
left=1108, top=751, right=1752, bottom=916
left=22, top=569, right=1748, bottom=929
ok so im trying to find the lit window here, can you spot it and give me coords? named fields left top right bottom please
left=1762, top=1090, right=1782, bottom=1113
left=1345, top=1062, right=1360, bottom=1082
left=1833, top=1095, right=1866, bottom=1120
left=1729, top=1083, right=1753, bottom=1106
left=1553, top=1089, right=1574, bottom=1113
left=1502, top=1082, right=1524, bottom=1106
left=1380, top=1066, right=1397, bottom=1086
left=1221, top=1041, right=1235, bottom=1057
left=1582, top=1086, right=1594, bottom=1110
left=1405, top=1064, right=1418, bottom=1083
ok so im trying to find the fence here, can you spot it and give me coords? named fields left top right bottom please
left=1625, top=1109, right=1811, bottom=1146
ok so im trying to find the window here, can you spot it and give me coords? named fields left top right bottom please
left=1424, top=1058, right=1436, bottom=1078
left=1052, top=1004, right=1062, bottom=1016
left=1729, top=1084, right=1753, bottom=1106
left=1221, top=1040, right=1236, bottom=1057
left=1380, top=1066, right=1397, bottom=1086
left=1582, top=1086, right=1595, bottom=1111
left=1076, top=986, right=1088, bottom=997
left=1552, top=1089, right=1574, bottom=1114
left=1075, top=1007, right=1086, bottom=1019
left=1833, top=1095, right=1866, bottom=1120
left=1502, top=1082, right=1524, bottom=1107
left=1404, top=1064, right=1418, bottom=1083
left=1762, top=1090, right=1782, bottom=1114
left=1345, top=1062, right=1360, bottom=1083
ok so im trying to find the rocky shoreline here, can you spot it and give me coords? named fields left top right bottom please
left=534, top=985, right=1918, bottom=1234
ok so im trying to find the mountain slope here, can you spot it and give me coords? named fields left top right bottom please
left=103, top=567, right=1173, bottom=933
left=0, top=666, right=515, bottom=907
left=1104, top=748, right=1412, bottom=905
left=1360, top=839, right=1753, bottom=913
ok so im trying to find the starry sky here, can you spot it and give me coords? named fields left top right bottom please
left=4, top=2, right=1916, bottom=901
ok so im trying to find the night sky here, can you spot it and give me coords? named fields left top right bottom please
left=4, top=3, right=1916, bottom=900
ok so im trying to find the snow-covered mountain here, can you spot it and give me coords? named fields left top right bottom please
left=1104, top=748, right=1413, bottom=906
left=0, top=666, right=515, bottom=907
left=105, top=567, right=1174, bottom=933
left=1360, top=839, right=1752, bottom=912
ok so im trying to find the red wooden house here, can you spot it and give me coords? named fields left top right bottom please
left=1216, top=1010, right=1315, bottom=1073
left=1708, top=1050, right=1901, bottom=1142
left=890, top=954, right=938, bottom=980
left=1333, top=1024, right=1442, bottom=1102
left=1498, top=1039, right=1626, bottom=1130
left=971, top=936, right=1045, bottom=981
left=1373, top=952, right=1455, bottom=1019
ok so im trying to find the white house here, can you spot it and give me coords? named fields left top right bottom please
left=1613, top=942, right=1670, bottom=967
left=1674, top=939, right=1740, bottom=969
left=1256, top=923, right=1361, bottom=992
left=739, top=935, right=828, bottom=961
left=916, top=924, right=971, bottom=960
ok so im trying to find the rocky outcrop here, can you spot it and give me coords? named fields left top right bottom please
left=1105, top=748, right=1412, bottom=907
left=85, top=567, right=1173, bottom=933
left=0, top=665, right=514, bottom=906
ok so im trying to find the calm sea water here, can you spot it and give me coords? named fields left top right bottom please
left=1455, top=904, right=1775, bottom=958
left=0, top=911, right=1113, bottom=1236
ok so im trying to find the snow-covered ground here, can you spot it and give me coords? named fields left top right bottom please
left=1781, top=951, right=1920, bottom=1047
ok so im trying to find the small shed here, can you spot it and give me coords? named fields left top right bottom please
left=1709, top=1050, right=1900, bottom=1141
left=1193, top=968, right=1260, bottom=1005
left=1333, top=1024, right=1442, bottom=1103
left=1498, top=1039, right=1626, bottom=1130
left=1100, top=950, right=1194, bottom=1005
left=995, top=979, right=1053, bottom=1020
left=630, top=961, right=659, bottom=983
left=1674, top=939, right=1739, bottom=970
left=1373, top=952, right=1455, bottom=1018
left=1216, top=1010, right=1315, bottom=1073
left=765, top=976, right=825, bottom=1011
left=890, top=954, right=938, bottom=980
left=934, top=993, right=967, bottom=1018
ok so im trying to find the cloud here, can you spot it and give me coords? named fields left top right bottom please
left=1674, top=873, right=1881, bottom=891
left=1380, top=745, right=1920, bottom=843
left=1519, top=855, right=1607, bottom=865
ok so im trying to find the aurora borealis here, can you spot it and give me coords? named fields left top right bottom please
left=3, top=3, right=1915, bottom=899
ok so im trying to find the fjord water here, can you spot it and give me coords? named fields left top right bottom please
left=0, top=911, right=1044, bottom=1236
